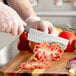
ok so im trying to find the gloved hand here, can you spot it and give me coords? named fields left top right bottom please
left=0, top=3, right=26, bottom=35
left=25, top=16, right=59, bottom=36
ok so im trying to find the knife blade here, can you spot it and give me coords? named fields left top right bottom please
left=24, top=26, right=69, bottom=50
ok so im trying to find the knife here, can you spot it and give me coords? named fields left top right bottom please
left=24, top=26, right=69, bottom=50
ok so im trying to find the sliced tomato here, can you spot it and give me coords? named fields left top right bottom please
left=19, top=61, right=51, bottom=70
left=19, top=62, right=35, bottom=70
left=33, top=42, right=64, bottom=61
left=19, top=42, right=63, bottom=70
left=49, top=43, right=63, bottom=55
left=59, top=31, right=76, bottom=52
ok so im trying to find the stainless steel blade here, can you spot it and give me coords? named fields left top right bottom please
left=27, top=28, right=69, bottom=50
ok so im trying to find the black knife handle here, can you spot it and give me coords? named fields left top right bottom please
left=3, top=0, right=8, bottom=5
left=24, top=26, right=29, bottom=33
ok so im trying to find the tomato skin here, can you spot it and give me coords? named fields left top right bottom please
left=19, top=32, right=28, bottom=42
left=59, top=31, right=75, bottom=40
left=17, top=32, right=30, bottom=51
left=59, top=31, right=76, bottom=52
left=75, top=33, right=76, bottom=36
left=74, top=38, right=76, bottom=51
left=65, top=39, right=75, bottom=52
left=17, top=41, right=30, bottom=51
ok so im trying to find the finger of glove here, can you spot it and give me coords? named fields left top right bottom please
left=52, top=28, right=59, bottom=36
left=0, top=22, right=8, bottom=32
left=43, top=21, right=56, bottom=34
left=18, top=25, right=24, bottom=35
left=49, top=27, right=59, bottom=36
left=18, top=20, right=26, bottom=35
left=5, top=20, right=13, bottom=33
left=0, top=16, right=9, bottom=32
left=38, top=26, right=48, bottom=33
left=48, top=26, right=54, bottom=34
left=36, top=21, right=48, bottom=33
left=10, top=19, right=18, bottom=36
left=22, top=20, right=27, bottom=26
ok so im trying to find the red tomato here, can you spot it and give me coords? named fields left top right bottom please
left=17, top=41, right=30, bottom=51
left=33, top=42, right=64, bottom=61
left=59, top=31, right=76, bottom=52
left=17, top=32, right=30, bottom=51
left=59, top=31, right=75, bottom=40
left=19, top=61, right=50, bottom=70
left=74, top=38, right=76, bottom=51
left=75, top=33, right=76, bottom=36
left=19, top=32, right=28, bottom=42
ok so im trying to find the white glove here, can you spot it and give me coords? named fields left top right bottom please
left=25, top=16, right=59, bottom=36
left=0, top=3, right=26, bottom=35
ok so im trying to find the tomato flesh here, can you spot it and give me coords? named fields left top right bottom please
left=19, top=42, right=63, bottom=70
left=18, top=31, right=64, bottom=70
left=19, top=61, right=50, bottom=70
left=33, top=42, right=64, bottom=61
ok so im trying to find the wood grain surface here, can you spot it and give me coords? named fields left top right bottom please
left=0, top=50, right=76, bottom=76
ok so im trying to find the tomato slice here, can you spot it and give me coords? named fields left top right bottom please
left=19, top=61, right=51, bottom=70
left=33, top=42, right=64, bottom=61
left=19, top=42, right=63, bottom=70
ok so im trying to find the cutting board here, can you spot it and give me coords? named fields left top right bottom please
left=0, top=50, right=76, bottom=76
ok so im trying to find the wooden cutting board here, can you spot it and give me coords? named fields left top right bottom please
left=0, top=50, right=76, bottom=76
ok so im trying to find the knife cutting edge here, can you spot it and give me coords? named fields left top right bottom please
left=24, top=26, right=69, bottom=50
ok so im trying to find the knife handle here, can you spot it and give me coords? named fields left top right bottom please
left=24, top=26, right=29, bottom=33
